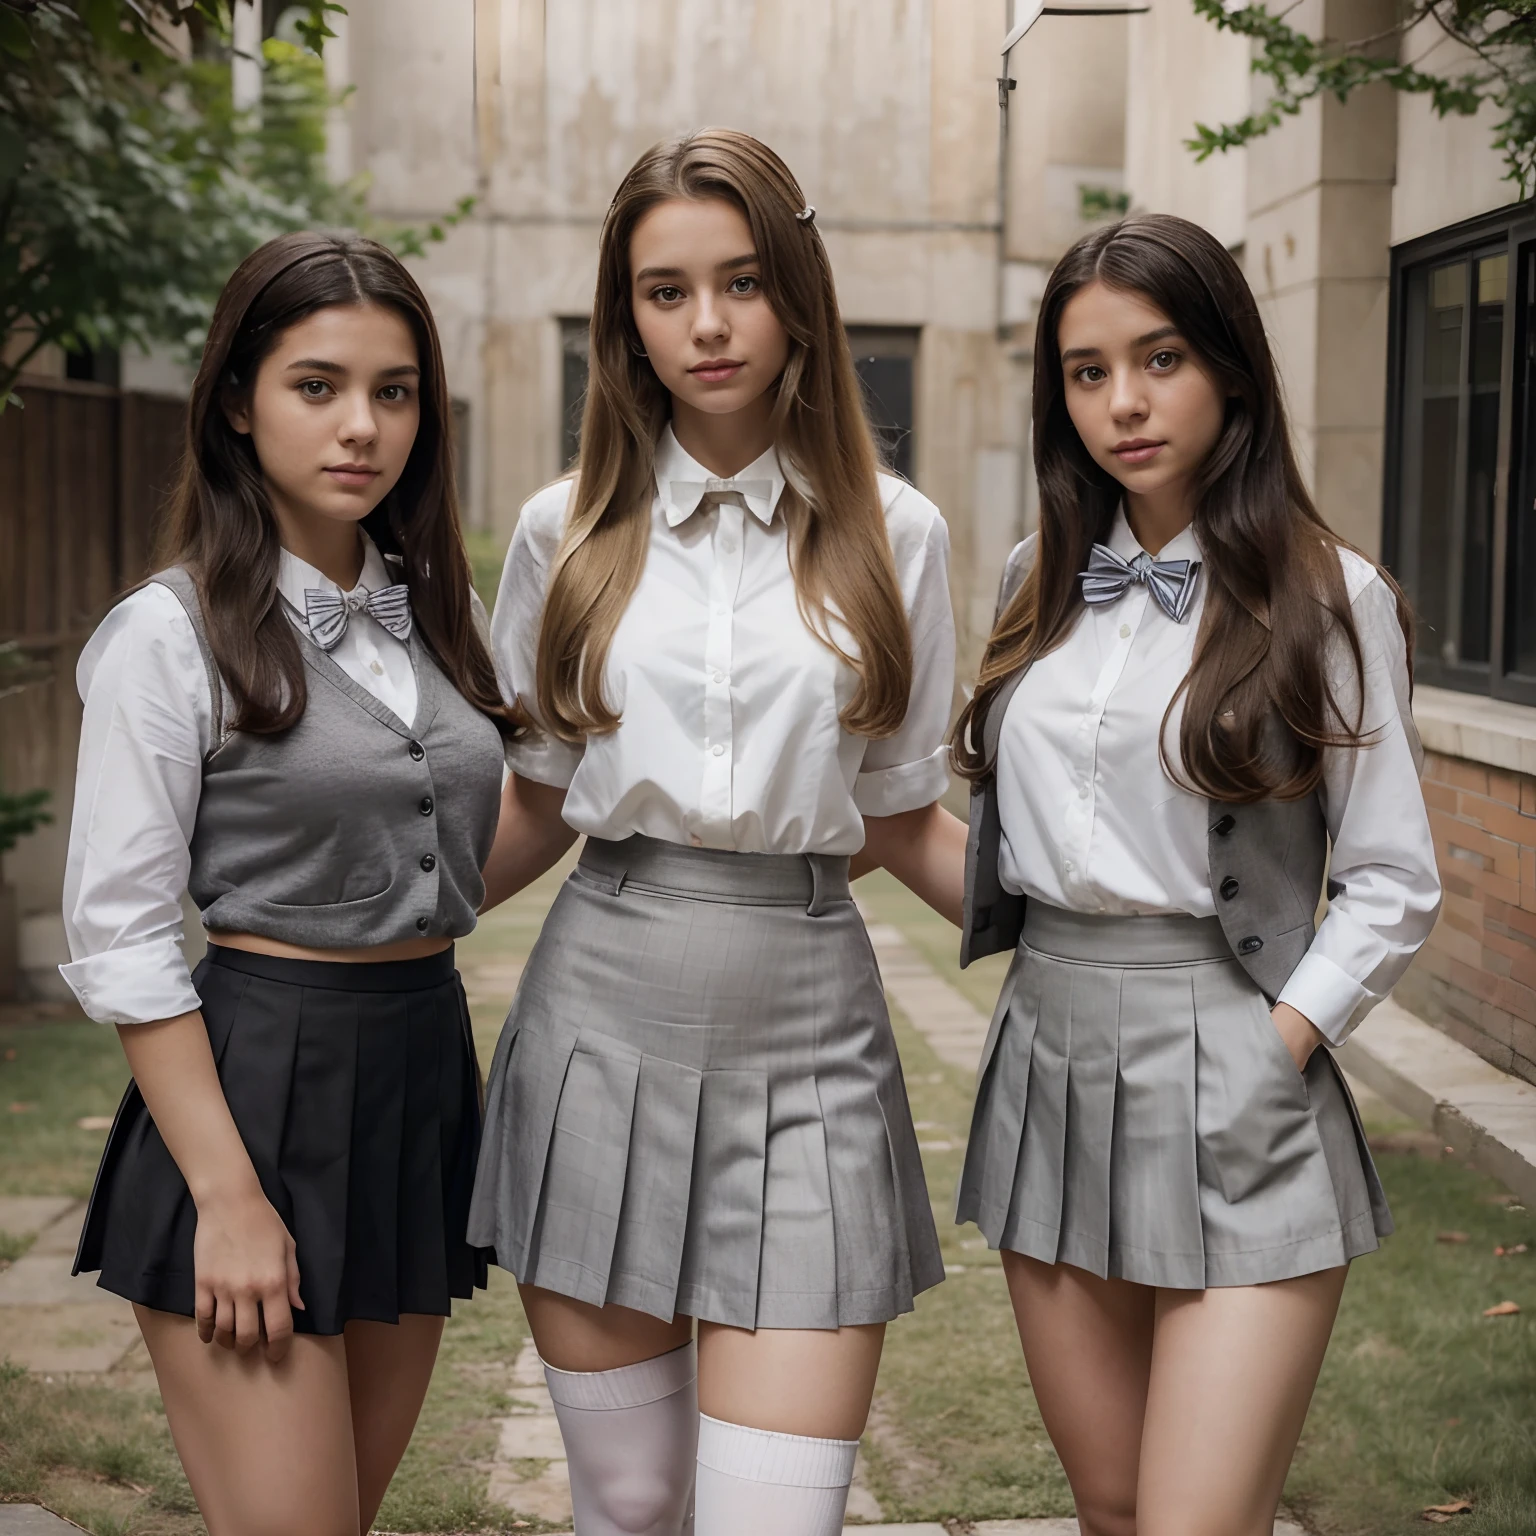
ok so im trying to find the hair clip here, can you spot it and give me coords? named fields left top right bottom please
left=796, top=206, right=816, bottom=224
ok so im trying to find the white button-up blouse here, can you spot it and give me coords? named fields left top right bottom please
left=59, top=535, right=420, bottom=1025
left=497, top=426, right=956, bottom=855
left=995, top=509, right=1442, bottom=1045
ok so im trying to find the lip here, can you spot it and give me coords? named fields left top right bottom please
left=688, top=359, right=745, bottom=384
left=1111, top=438, right=1165, bottom=466
left=324, top=464, right=381, bottom=487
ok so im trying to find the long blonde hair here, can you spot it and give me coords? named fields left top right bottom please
left=535, top=128, right=913, bottom=744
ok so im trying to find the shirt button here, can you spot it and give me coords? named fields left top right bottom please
left=416, top=916, right=430, bottom=933
left=1078, top=784, right=1090, bottom=799
left=713, top=670, right=726, bottom=684
left=712, top=743, right=725, bottom=757
left=721, top=532, right=737, bottom=553
left=409, top=741, right=425, bottom=761
left=1064, top=860, right=1074, bottom=872
left=421, top=853, right=437, bottom=872
left=1119, top=623, right=1131, bottom=639
left=370, top=659, right=384, bottom=675
left=419, top=796, right=434, bottom=816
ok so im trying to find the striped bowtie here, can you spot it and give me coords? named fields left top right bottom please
left=303, top=583, right=413, bottom=651
left=1079, top=543, right=1201, bottom=623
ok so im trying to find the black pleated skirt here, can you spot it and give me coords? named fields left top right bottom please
left=74, top=944, right=488, bottom=1334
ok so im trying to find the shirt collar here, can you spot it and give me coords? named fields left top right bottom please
left=1107, top=504, right=1202, bottom=565
left=653, top=422, right=786, bottom=529
left=277, top=529, right=394, bottom=616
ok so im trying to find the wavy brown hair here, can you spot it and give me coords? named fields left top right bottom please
left=535, top=128, right=911, bottom=744
left=955, top=213, right=1411, bottom=802
left=155, top=230, right=515, bottom=737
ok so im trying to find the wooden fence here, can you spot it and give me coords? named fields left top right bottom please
left=0, top=376, right=186, bottom=652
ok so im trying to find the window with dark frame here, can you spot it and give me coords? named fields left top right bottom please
left=556, top=320, right=921, bottom=484
left=1385, top=201, right=1536, bottom=707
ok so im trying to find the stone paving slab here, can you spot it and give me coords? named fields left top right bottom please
left=0, top=1507, right=87, bottom=1532
left=863, top=920, right=991, bottom=1076
left=0, top=1200, right=139, bottom=1373
left=0, top=1198, right=77, bottom=1239
left=1337, top=996, right=1536, bottom=1206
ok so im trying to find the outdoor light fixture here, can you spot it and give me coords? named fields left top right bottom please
left=994, top=0, right=1150, bottom=337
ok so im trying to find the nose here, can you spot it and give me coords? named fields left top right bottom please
left=1107, top=364, right=1148, bottom=424
left=691, top=291, right=730, bottom=346
left=338, top=390, right=380, bottom=448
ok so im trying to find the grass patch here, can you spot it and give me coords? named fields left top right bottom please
left=0, top=1014, right=127, bottom=1197
left=0, top=1362, right=199, bottom=1534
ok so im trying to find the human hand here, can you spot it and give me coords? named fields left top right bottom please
left=1270, top=1001, right=1326, bottom=1074
left=192, top=1183, right=304, bottom=1362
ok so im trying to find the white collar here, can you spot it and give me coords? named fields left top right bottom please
left=277, top=529, right=396, bottom=615
left=1108, top=505, right=1202, bottom=565
left=653, top=423, right=787, bottom=529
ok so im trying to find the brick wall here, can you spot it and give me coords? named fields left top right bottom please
left=1394, top=751, right=1536, bottom=1085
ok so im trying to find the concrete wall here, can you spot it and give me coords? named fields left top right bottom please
left=332, top=0, right=1131, bottom=670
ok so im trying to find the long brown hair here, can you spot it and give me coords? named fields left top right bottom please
left=535, top=128, right=911, bottom=744
left=156, top=230, right=515, bottom=737
left=955, top=213, right=1411, bottom=803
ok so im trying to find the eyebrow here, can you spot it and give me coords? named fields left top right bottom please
left=634, top=253, right=760, bottom=282
left=1061, top=325, right=1182, bottom=364
left=284, top=359, right=420, bottom=378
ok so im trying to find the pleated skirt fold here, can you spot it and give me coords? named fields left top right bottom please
left=467, top=836, right=945, bottom=1329
left=75, top=945, right=488, bottom=1332
left=956, top=905, right=1391, bottom=1289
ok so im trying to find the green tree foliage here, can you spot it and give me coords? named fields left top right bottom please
left=1189, top=0, right=1534, bottom=194
left=0, top=642, right=51, bottom=855
left=0, top=1, right=467, bottom=406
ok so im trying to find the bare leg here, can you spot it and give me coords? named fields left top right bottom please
left=1137, top=1265, right=1348, bottom=1536
left=518, top=1283, right=694, bottom=1371
left=697, top=1321, right=885, bottom=1440
left=1000, top=1252, right=1155, bottom=1536
left=135, top=1305, right=359, bottom=1536
left=344, top=1314, right=445, bottom=1531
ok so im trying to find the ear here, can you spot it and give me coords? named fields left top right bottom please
left=222, top=380, right=253, bottom=437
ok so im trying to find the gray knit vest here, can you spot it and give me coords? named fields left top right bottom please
left=151, top=567, right=504, bottom=949
left=958, top=538, right=1422, bottom=1004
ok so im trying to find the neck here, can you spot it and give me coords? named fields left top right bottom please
left=1124, top=480, right=1196, bottom=557
left=669, top=393, right=776, bottom=478
left=268, top=494, right=366, bottom=589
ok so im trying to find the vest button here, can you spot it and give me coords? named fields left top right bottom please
left=419, top=796, right=434, bottom=816
left=415, top=916, right=429, bottom=932
left=1213, top=814, right=1236, bottom=836
left=1220, top=877, right=1239, bottom=900
left=420, top=853, right=437, bottom=872
left=1238, top=935, right=1263, bottom=954
left=409, top=741, right=425, bottom=761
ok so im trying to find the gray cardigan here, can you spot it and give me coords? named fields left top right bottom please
left=959, top=538, right=1375, bottom=1005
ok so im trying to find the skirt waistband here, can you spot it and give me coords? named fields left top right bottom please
left=578, top=834, right=850, bottom=914
left=206, top=943, right=457, bottom=992
left=1022, top=904, right=1234, bottom=967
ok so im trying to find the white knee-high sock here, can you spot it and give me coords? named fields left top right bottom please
left=693, top=1413, right=858, bottom=1536
left=543, top=1341, right=698, bottom=1535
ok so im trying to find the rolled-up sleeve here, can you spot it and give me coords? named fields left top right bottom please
left=59, top=587, right=212, bottom=1025
left=854, top=498, right=955, bottom=817
left=492, top=500, right=586, bottom=789
left=1276, top=574, right=1442, bottom=1045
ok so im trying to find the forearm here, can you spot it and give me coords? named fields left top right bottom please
left=117, top=1013, right=261, bottom=1206
left=860, top=802, right=968, bottom=927
left=480, top=773, right=578, bottom=912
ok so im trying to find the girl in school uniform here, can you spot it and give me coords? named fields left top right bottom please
left=931, top=213, right=1441, bottom=1535
left=467, top=129, right=957, bottom=1536
left=61, top=231, right=511, bottom=1535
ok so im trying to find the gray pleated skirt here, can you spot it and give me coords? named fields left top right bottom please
left=467, top=835, right=945, bottom=1329
left=956, top=904, right=1392, bottom=1289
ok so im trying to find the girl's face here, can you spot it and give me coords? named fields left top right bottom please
left=227, top=301, right=421, bottom=530
left=1056, top=280, right=1227, bottom=513
left=628, top=196, right=790, bottom=420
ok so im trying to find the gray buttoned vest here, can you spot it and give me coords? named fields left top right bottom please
left=959, top=538, right=1414, bottom=1003
left=151, top=567, right=505, bottom=948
